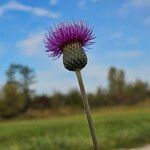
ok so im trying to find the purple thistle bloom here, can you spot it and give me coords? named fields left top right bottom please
left=44, top=21, right=95, bottom=58
left=44, top=21, right=100, bottom=149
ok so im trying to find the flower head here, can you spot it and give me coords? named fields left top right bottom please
left=44, top=21, right=95, bottom=58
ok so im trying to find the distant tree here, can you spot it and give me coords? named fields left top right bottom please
left=108, top=67, right=126, bottom=105
left=65, top=89, right=81, bottom=106
left=6, top=64, right=16, bottom=83
left=94, top=87, right=109, bottom=106
left=0, top=64, right=35, bottom=118
left=0, top=82, right=22, bottom=118
left=133, top=80, right=147, bottom=101
left=32, top=95, right=51, bottom=109
left=20, top=66, right=35, bottom=112
left=147, top=85, right=150, bottom=98
left=116, top=69, right=125, bottom=104
left=108, top=67, right=117, bottom=94
left=117, top=70, right=125, bottom=92
left=50, top=92, right=66, bottom=108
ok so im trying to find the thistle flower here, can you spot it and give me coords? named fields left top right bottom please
left=45, top=22, right=95, bottom=71
left=44, top=21, right=100, bottom=150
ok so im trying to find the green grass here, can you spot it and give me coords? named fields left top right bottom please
left=0, top=106, right=150, bottom=150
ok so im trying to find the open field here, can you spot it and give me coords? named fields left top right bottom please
left=0, top=104, right=150, bottom=150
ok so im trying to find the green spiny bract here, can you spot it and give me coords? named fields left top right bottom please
left=63, top=42, right=87, bottom=71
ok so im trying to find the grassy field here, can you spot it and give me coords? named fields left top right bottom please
left=0, top=104, right=150, bottom=150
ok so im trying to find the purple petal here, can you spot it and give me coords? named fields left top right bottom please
left=44, top=21, right=95, bottom=59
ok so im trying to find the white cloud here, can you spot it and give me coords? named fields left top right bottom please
left=32, top=63, right=108, bottom=94
left=78, top=0, right=102, bottom=9
left=110, top=32, right=123, bottom=39
left=49, top=0, right=58, bottom=5
left=118, top=4, right=129, bottom=16
left=33, top=62, right=150, bottom=95
left=144, top=16, right=150, bottom=26
left=131, top=0, right=150, bottom=8
left=91, top=0, right=101, bottom=3
left=118, top=0, right=150, bottom=16
left=78, top=0, right=87, bottom=8
left=108, top=50, right=141, bottom=59
left=83, top=64, right=108, bottom=91
left=84, top=65, right=107, bottom=81
left=125, top=66, right=150, bottom=84
left=127, top=37, right=139, bottom=45
left=0, top=1, right=60, bottom=18
left=17, top=32, right=44, bottom=56
left=109, top=32, right=139, bottom=45
left=32, top=68, right=76, bottom=95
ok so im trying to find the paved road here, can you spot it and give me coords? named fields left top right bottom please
left=119, top=145, right=150, bottom=150
left=131, top=145, right=150, bottom=150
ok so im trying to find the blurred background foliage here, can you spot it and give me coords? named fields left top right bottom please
left=0, top=64, right=149, bottom=119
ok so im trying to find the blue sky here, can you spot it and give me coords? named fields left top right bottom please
left=0, top=0, right=150, bottom=94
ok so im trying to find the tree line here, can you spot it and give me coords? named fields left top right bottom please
left=0, top=64, right=149, bottom=118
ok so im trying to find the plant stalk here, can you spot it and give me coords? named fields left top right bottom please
left=75, top=70, right=100, bottom=150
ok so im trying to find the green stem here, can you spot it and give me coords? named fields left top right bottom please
left=75, top=70, right=100, bottom=150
